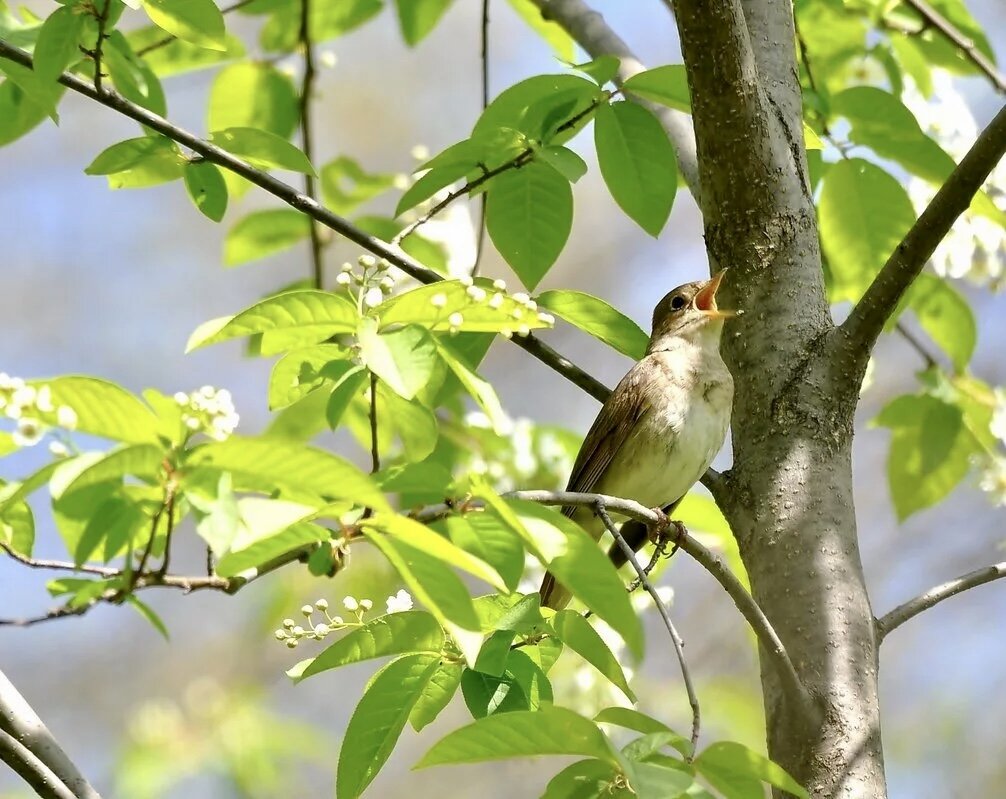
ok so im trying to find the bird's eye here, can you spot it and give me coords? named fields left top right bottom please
left=670, top=295, right=686, bottom=310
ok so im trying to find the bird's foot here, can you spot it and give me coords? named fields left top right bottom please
left=646, top=508, right=687, bottom=553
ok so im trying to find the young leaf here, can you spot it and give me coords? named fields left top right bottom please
left=594, top=102, right=677, bottom=236
left=572, top=55, right=621, bottom=86
left=551, top=610, right=637, bottom=702
left=290, top=611, right=445, bottom=682
left=184, top=160, right=228, bottom=222
left=536, top=145, right=588, bottom=183
left=0, top=501, right=35, bottom=558
left=394, top=0, right=454, bottom=46
left=27, top=376, right=161, bottom=444
left=394, top=161, right=472, bottom=217
left=33, top=7, right=85, bottom=82
left=210, top=127, right=316, bottom=175
left=50, top=443, right=165, bottom=499
left=622, top=65, right=691, bottom=112
left=504, top=0, right=575, bottom=61
left=268, top=344, right=352, bottom=410
left=186, top=290, right=357, bottom=351
left=214, top=518, right=327, bottom=576
left=486, top=161, right=573, bottom=289
left=433, top=338, right=509, bottom=435
left=84, top=136, right=186, bottom=188
left=903, top=274, right=976, bottom=373
left=416, top=706, right=620, bottom=768
left=695, top=741, right=808, bottom=799
left=224, top=209, right=311, bottom=266
left=0, top=64, right=63, bottom=146
left=336, top=653, right=441, bottom=799
left=126, top=596, right=170, bottom=640
left=410, top=661, right=463, bottom=732
left=321, top=155, right=396, bottom=214
left=357, top=320, right=438, bottom=400
left=127, top=26, right=246, bottom=77
left=141, top=0, right=227, bottom=51
left=624, top=760, right=695, bottom=797
left=473, top=74, right=597, bottom=142
left=537, top=290, right=648, bottom=359
left=207, top=62, right=298, bottom=138
left=594, top=707, right=675, bottom=737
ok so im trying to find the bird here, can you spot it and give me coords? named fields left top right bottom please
left=539, top=271, right=736, bottom=610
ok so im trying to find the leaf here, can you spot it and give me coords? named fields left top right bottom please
left=472, top=629, right=517, bottom=677
left=473, top=74, right=597, bottom=143
left=358, top=320, right=438, bottom=400
left=473, top=593, right=545, bottom=635
left=394, top=161, right=472, bottom=216
left=818, top=158, right=916, bottom=303
left=461, top=649, right=552, bottom=718
left=336, top=653, right=441, bottom=799
left=327, top=368, right=368, bottom=429
left=207, top=61, right=298, bottom=138
left=441, top=514, right=524, bottom=593
left=433, top=338, right=508, bottom=435
left=214, top=517, right=327, bottom=576
left=321, top=156, right=396, bottom=214
left=625, top=760, right=695, bottom=798
left=127, top=26, right=246, bottom=77
left=186, top=290, right=357, bottom=350
left=903, top=274, right=976, bottom=373
left=572, top=55, right=621, bottom=86
left=268, top=344, right=351, bottom=409
left=487, top=161, right=572, bottom=289
left=210, top=127, right=316, bottom=175
left=504, top=0, right=575, bottom=61
left=695, top=741, right=807, bottom=799
left=126, top=596, right=170, bottom=640
left=51, top=443, right=165, bottom=499
left=537, top=290, right=647, bottom=359
left=260, top=0, right=381, bottom=52
left=542, top=759, right=620, bottom=799
left=536, top=145, right=588, bottom=183
left=223, top=209, right=311, bottom=266
left=594, top=102, right=677, bottom=236
left=0, top=501, right=35, bottom=557
left=184, top=160, right=228, bottom=222
left=141, top=0, right=227, bottom=51
left=290, top=611, right=445, bottom=681
left=381, top=389, right=439, bottom=462
left=394, top=0, right=454, bottom=45
left=594, top=707, right=675, bottom=737
left=416, top=706, right=619, bottom=768
left=622, top=65, right=690, bottom=112
left=186, top=435, right=388, bottom=510
left=0, top=74, right=57, bottom=146
left=101, top=32, right=168, bottom=115
left=27, top=376, right=160, bottom=444
left=84, top=136, right=186, bottom=188
left=551, top=610, right=636, bottom=702
left=33, top=7, right=85, bottom=82
left=410, top=662, right=464, bottom=732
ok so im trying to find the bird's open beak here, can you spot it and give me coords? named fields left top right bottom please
left=694, top=270, right=738, bottom=319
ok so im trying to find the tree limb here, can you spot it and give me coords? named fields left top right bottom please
left=0, top=38, right=608, bottom=403
left=299, top=0, right=324, bottom=289
left=839, top=103, right=1006, bottom=369
left=876, top=561, right=1006, bottom=642
left=0, top=729, right=78, bottom=799
left=0, top=669, right=102, bottom=798
left=529, top=0, right=701, bottom=204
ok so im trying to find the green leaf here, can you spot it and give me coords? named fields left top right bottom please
left=441, top=514, right=524, bottom=593
left=84, top=136, right=186, bottom=188
left=551, top=610, right=636, bottom=702
left=381, top=389, right=439, bottom=462
left=0, top=74, right=57, bottom=146
left=183, top=160, right=228, bottom=222
left=261, top=0, right=381, bottom=52
left=487, top=161, right=572, bottom=289
left=327, top=368, right=368, bottom=429
left=186, top=290, right=357, bottom=350
left=223, top=209, right=311, bottom=266
left=622, top=65, right=690, bottom=112
left=461, top=649, right=552, bottom=717
left=394, top=161, right=472, bottom=217
left=0, top=501, right=35, bottom=557
left=141, top=0, right=227, bottom=51
left=27, top=376, right=161, bottom=444
left=818, top=158, right=916, bottom=303
left=695, top=741, right=807, bottom=799
left=364, top=529, right=481, bottom=632
left=410, top=662, right=463, bottom=732
left=102, top=32, right=167, bottom=116
left=0, top=462, right=63, bottom=517
left=187, top=435, right=389, bottom=510
left=873, top=394, right=978, bottom=520
left=214, top=517, right=327, bottom=576
left=33, top=6, right=85, bottom=82
left=394, top=0, right=454, bottom=45
left=185, top=472, right=240, bottom=554
left=472, top=629, right=517, bottom=677
left=207, top=62, right=298, bottom=138
left=537, top=290, right=647, bottom=359
left=290, top=611, right=445, bottom=681
left=126, top=596, right=170, bottom=640
left=572, top=55, right=621, bottom=86
left=903, top=273, right=976, bottom=373
left=594, top=102, right=677, bottom=236
left=126, top=26, right=245, bottom=77
left=77, top=491, right=151, bottom=565
left=625, top=760, right=694, bottom=798
left=416, top=706, right=619, bottom=768
left=473, top=593, right=545, bottom=634
left=268, top=344, right=351, bottom=409
left=358, top=320, right=437, bottom=400
left=433, top=338, right=508, bottom=435
left=473, top=74, right=597, bottom=143
left=504, top=0, right=575, bottom=61
left=210, top=127, right=316, bottom=175
left=594, top=707, right=675, bottom=737
left=336, top=653, right=441, bottom=799
left=321, top=156, right=396, bottom=214
left=543, top=759, right=620, bottom=799
left=51, top=443, right=164, bottom=499
left=536, top=145, right=588, bottom=183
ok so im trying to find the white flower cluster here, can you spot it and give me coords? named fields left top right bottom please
left=429, top=276, right=555, bottom=336
left=0, top=374, right=78, bottom=450
left=174, top=386, right=239, bottom=441
left=464, top=411, right=574, bottom=492
left=273, top=591, right=414, bottom=648
left=336, top=254, right=396, bottom=308
left=903, top=72, right=1006, bottom=290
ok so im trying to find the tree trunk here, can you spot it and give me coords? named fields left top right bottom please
left=673, top=0, right=887, bottom=795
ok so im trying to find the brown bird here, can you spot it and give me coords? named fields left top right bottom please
left=539, top=272, right=736, bottom=610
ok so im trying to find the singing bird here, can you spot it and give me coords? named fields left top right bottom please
left=539, top=272, right=736, bottom=610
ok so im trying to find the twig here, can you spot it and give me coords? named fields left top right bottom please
left=895, top=320, right=938, bottom=370
left=0, top=729, right=78, bottom=799
left=299, top=0, right=325, bottom=289
left=472, top=0, right=491, bottom=277
left=838, top=103, right=1006, bottom=370
left=0, top=542, right=117, bottom=576
left=155, top=488, right=178, bottom=578
left=0, top=38, right=607, bottom=402
left=595, top=501, right=700, bottom=756
left=794, top=15, right=829, bottom=136
left=132, top=483, right=175, bottom=587
left=877, top=561, right=1006, bottom=641
left=134, top=0, right=255, bottom=57
left=900, top=0, right=1005, bottom=93
left=369, top=373, right=380, bottom=473
left=0, top=669, right=102, bottom=798
left=90, top=0, right=111, bottom=94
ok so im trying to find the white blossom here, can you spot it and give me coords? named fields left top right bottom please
left=343, top=596, right=359, bottom=611
left=990, top=389, right=1006, bottom=443
left=364, top=287, right=384, bottom=308
left=430, top=293, right=447, bottom=308
left=386, top=590, right=413, bottom=613
left=410, top=144, right=430, bottom=162
left=979, top=456, right=1006, bottom=507
left=12, top=418, right=43, bottom=447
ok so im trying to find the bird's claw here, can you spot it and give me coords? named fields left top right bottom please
left=647, top=508, right=687, bottom=552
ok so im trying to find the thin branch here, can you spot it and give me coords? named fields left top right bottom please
left=299, top=0, right=325, bottom=289
left=900, top=0, right=1005, bottom=94
left=369, top=373, right=380, bottom=473
left=794, top=14, right=829, bottom=136
left=472, top=0, right=491, bottom=277
left=89, top=0, right=111, bottom=94
left=895, top=320, right=938, bottom=370
left=134, top=0, right=255, bottom=57
left=0, top=729, right=78, bottom=799
left=132, top=483, right=175, bottom=586
left=839, top=103, right=1006, bottom=368
left=596, top=501, right=700, bottom=756
left=155, top=488, right=178, bottom=578
left=0, top=542, right=117, bottom=576
left=0, top=38, right=605, bottom=402
left=877, top=561, right=1006, bottom=641
left=0, top=669, right=102, bottom=798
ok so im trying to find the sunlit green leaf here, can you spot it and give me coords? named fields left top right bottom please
left=461, top=649, right=552, bottom=717
left=33, top=6, right=85, bottom=81
left=84, top=136, right=186, bottom=189
left=434, top=338, right=508, bottom=434
left=210, top=127, right=316, bottom=174
left=358, top=319, right=437, bottom=400
left=394, top=0, right=454, bottom=45
left=184, top=160, right=228, bottom=221
left=536, top=145, right=588, bottom=183
left=26, top=376, right=161, bottom=444
left=505, top=0, right=575, bottom=61
left=141, top=0, right=227, bottom=51
left=208, top=62, right=298, bottom=138
left=622, top=65, right=690, bottom=112
left=695, top=741, right=807, bottom=799
left=537, top=290, right=647, bottom=359
left=410, top=661, right=463, bottom=732
left=551, top=610, right=636, bottom=702
left=321, top=155, right=396, bottom=213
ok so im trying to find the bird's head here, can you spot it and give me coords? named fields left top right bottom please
left=647, top=271, right=738, bottom=354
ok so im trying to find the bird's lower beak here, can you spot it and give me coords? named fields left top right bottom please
left=694, top=270, right=738, bottom=319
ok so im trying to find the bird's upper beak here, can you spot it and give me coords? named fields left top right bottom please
left=693, top=270, right=738, bottom=319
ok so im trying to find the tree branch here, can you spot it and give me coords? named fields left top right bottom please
left=472, top=0, right=491, bottom=277
left=0, top=38, right=606, bottom=402
left=839, top=104, right=1006, bottom=368
left=900, top=0, right=1005, bottom=93
left=0, top=729, right=78, bottom=799
left=0, top=669, right=102, bottom=798
left=530, top=0, right=701, bottom=204
left=876, top=561, right=1006, bottom=642
left=595, top=501, right=700, bottom=757
left=298, top=0, right=325, bottom=289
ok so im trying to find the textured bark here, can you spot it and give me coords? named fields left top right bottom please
left=673, top=0, right=887, bottom=796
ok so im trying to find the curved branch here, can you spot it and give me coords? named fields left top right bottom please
left=877, top=561, right=1006, bottom=642
left=0, top=670, right=102, bottom=798
left=0, top=729, right=78, bottom=799
left=0, top=39, right=605, bottom=402
left=838, top=103, right=1006, bottom=369
left=299, top=0, right=324, bottom=289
